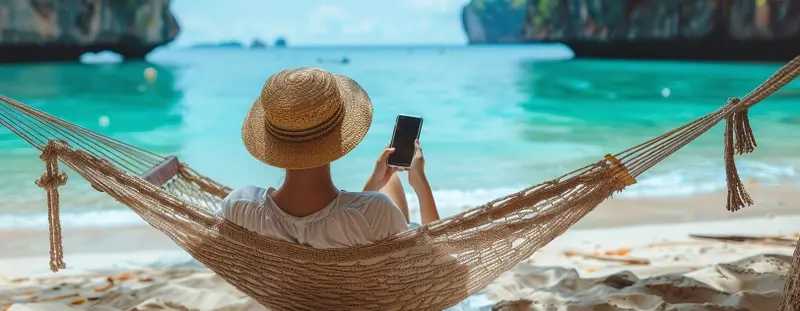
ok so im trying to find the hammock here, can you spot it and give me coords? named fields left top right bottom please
left=0, top=57, right=798, bottom=311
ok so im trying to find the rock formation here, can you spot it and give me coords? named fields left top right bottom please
left=520, top=0, right=800, bottom=61
left=274, top=36, right=287, bottom=48
left=250, top=38, right=266, bottom=49
left=461, top=0, right=527, bottom=43
left=0, top=0, right=179, bottom=63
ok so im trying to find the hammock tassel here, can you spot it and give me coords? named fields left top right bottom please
left=723, top=98, right=756, bottom=212
left=729, top=98, right=758, bottom=155
left=35, top=140, right=68, bottom=272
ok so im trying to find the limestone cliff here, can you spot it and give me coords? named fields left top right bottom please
left=0, top=0, right=179, bottom=63
left=520, top=0, right=800, bottom=61
left=461, top=0, right=527, bottom=43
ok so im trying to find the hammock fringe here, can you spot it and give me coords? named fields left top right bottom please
left=722, top=97, right=758, bottom=212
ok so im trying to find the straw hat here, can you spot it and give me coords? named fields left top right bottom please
left=242, top=68, right=373, bottom=169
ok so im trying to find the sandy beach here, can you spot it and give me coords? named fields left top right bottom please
left=1, top=185, right=799, bottom=310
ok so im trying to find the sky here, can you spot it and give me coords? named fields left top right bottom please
left=172, top=0, right=472, bottom=46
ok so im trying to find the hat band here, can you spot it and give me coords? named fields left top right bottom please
left=264, top=104, right=344, bottom=142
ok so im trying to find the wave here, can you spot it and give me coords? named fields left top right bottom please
left=618, top=159, right=797, bottom=199
left=0, top=160, right=795, bottom=230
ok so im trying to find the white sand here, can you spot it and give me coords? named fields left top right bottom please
left=485, top=215, right=798, bottom=310
left=1, top=215, right=797, bottom=310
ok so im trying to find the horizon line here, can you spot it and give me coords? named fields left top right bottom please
left=163, top=42, right=567, bottom=49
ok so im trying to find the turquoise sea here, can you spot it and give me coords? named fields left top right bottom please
left=1, top=45, right=800, bottom=229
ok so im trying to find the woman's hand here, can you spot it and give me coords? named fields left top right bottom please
left=408, top=140, right=428, bottom=189
left=363, top=147, right=405, bottom=192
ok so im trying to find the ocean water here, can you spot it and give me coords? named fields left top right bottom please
left=1, top=45, right=800, bottom=230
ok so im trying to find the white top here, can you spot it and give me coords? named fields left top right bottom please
left=216, top=186, right=409, bottom=249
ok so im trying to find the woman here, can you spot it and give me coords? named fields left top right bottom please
left=216, top=67, right=440, bottom=248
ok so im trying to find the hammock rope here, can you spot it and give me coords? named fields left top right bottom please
left=0, top=57, right=798, bottom=310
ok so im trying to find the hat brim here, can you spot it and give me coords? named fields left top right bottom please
left=241, top=75, right=373, bottom=170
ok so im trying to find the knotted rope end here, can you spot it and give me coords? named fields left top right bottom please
left=36, top=140, right=69, bottom=273
left=723, top=101, right=757, bottom=213
left=604, top=154, right=637, bottom=189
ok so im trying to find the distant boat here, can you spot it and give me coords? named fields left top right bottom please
left=274, top=37, right=288, bottom=48
left=250, top=39, right=267, bottom=49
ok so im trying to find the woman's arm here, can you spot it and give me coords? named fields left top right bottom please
left=408, top=140, right=440, bottom=224
left=411, top=174, right=439, bottom=224
left=363, top=147, right=400, bottom=192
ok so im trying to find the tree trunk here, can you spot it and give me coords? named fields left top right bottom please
left=778, top=239, right=800, bottom=311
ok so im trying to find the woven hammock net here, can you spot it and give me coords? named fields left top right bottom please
left=1, top=58, right=799, bottom=311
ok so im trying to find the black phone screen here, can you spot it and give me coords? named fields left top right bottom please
left=387, top=115, right=422, bottom=167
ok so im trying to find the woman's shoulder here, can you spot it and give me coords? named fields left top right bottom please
left=339, top=191, right=393, bottom=207
left=339, top=191, right=403, bottom=217
left=216, top=186, right=269, bottom=219
left=224, top=186, right=269, bottom=205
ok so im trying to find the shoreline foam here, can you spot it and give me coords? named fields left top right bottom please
left=0, top=148, right=797, bottom=217
left=2, top=185, right=798, bottom=259
left=0, top=183, right=798, bottom=231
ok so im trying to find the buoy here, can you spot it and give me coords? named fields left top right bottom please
left=144, top=67, right=157, bottom=83
left=98, top=115, right=110, bottom=128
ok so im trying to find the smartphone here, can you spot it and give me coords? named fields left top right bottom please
left=387, top=114, right=423, bottom=168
